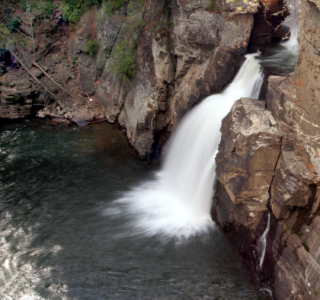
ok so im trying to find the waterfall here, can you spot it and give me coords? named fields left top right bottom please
left=258, top=212, right=271, bottom=268
left=105, top=54, right=263, bottom=240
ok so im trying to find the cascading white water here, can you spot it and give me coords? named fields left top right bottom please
left=258, top=212, right=271, bottom=268
left=259, top=26, right=298, bottom=73
left=105, top=54, right=263, bottom=240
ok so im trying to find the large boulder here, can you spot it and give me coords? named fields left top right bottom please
left=215, top=98, right=281, bottom=231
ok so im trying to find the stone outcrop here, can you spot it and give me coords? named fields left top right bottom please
left=214, top=1, right=320, bottom=298
left=0, top=72, right=35, bottom=118
left=1, top=0, right=290, bottom=158
left=62, top=0, right=270, bottom=158
left=250, top=0, right=290, bottom=45
left=214, top=93, right=319, bottom=298
left=215, top=98, right=281, bottom=231
left=88, top=0, right=263, bottom=158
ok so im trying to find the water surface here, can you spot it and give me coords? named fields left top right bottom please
left=0, top=121, right=270, bottom=299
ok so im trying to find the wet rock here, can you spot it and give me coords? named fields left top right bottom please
left=0, top=104, right=33, bottom=119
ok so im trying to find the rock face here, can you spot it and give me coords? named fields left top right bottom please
left=250, top=0, right=290, bottom=45
left=0, top=72, right=35, bottom=119
left=0, top=0, right=290, bottom=158
left=88, top=0, right=263, bottom=158
left=214, top=1, right=320, bottom=298
left=64, top=0, right=263, bottom=158
left=215, top=98, right=281, bottom=231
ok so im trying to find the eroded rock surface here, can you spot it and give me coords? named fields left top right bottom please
left=0, top=72, right=35, bottom=118
left=66, top=0, right=262, bottom=157
left=215, top=1, right=320, bottom=297
left=216, top=98, right=281, bottom=230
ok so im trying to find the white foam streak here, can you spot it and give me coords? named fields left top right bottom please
left=105, top=54, right=263, bottom=240
left=258, top=212, right=271, bottom=268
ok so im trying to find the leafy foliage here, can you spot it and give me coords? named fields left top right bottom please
left=19, top=0, right=56, bottom=19
left=104, top=0, right=126, bottom=16
left=0, top=23, right=26, bottom=51
left=110, top=39, right=137, bottom=81
left=61, top=0, right=102, bottom=23
left=106, top=0, right=145, bottom=82
left=85, top=39, right=100, bottom=55
left=6, top=16, right=21, bottom=32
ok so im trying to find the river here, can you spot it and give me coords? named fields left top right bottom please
left=0, top=120, right=271, bottom=299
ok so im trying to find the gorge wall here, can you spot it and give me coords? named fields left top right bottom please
left=1, top=1, right=319, bottom=298
left=214, top=0, right=320, bottom=298
left=1, top=0, right=286, bottom=159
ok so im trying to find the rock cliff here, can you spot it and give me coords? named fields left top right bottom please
left=1, top=0, right=288, bottom=159
left=214, top=1, right=320, bottom=298
left=2, top=1, right=319, bottom=297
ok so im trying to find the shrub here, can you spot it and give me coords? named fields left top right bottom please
left=104, top=0, right=126, bottom=16
left=110, top=39, right=137, bottom=80
left=106, top=0, right=145, bottom=82
left=0, top=23, right=26, bottom=50
left=61, top=0, right=102, bottom=23
left=85, top=39, right=99, bottom=55
left=19, top=0, right=56, bottom=19
left=6, top=16, right=21, bottom=32
left=125, top=14, right=145, bottom=34
left=104, top=0, right=144, bottom=17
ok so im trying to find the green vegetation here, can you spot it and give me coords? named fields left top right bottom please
left=104, top=0, right=126, bottom=16
left=0, top=0, right=55, bottom=53
left=106, top=0, right=145, bottom=82
left=6, top=16, right=21, bottom=32
left=19, top=0, right=56, bottom=20
left=110, top=39, right=137, bottom=81
left=205, top=0, right=223, bottom=13
left=85, top=39, right=100, bottom=55
left=0, top=23, right=26, bottom=51
left=104, top=0, right=144, bottom=16
left=61, top=0, right=102, bottom=23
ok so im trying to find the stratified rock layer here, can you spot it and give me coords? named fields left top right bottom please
left=214, top=1, right=320, bottom=298
left=216, top=98, right=281, bottom=230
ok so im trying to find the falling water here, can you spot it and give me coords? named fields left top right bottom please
left=106, top=53, right=263, bottom=240
left=258, top=212, right=271, bottom=268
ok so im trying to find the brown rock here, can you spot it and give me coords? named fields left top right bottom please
left=270, top=150, right=318, bottom=219
left=273, top=215, right=320, bottom=300
left=216, top=98, right=282, bottom=230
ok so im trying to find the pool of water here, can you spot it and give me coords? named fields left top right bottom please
left=0, top=120, right=271, bottom=299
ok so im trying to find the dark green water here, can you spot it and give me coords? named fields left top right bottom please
left=0, top=120, right=271, bottom=299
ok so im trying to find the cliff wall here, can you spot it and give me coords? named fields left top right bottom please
left=68, top=0, right=262, bottom=158
left=1, top=0, right=318, bottom=298
left=214, top=1, right=320, bottom=298
left=1, top=0, right=287, bottom=159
